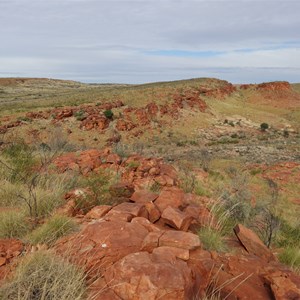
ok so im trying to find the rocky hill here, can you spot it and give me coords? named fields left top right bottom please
left=0, top=77, right=299, bottom=299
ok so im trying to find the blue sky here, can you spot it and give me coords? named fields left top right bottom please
left=0, top=0, right=299, bottom=83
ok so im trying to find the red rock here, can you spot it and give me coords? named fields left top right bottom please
left=264, top=270, right=300, bottom=300
left=141, top=231, right=164, bottom=252
left=154, top=187, right=185, bottom=212
left=145, top=202, right=161, bottom=223
left=159, top=230, right=201, bottom=250
left=161, top=206, right=193, bottom=231
left=85, top=205, right=112, bottom=219
left=131, top=217, right=161, bottom=232
left=116, top=119, right=135, bottom=131
left=110, top=202, right=148, bottom=218
left=104, top=251, right=195, bottom=300
left=154, top=174, right=175, bottom=186
left=55, top=220, right=149, bottom=280
left=104, top=210, right=134, bottom=222
left=106, top=153, right=122, bottom=165
left=56, top=199, right=77, bottom=217
left=130, top=190, right=159, bottom=203
left=152, top=246, right=189, bottom=261
left=234, top=224, right=275, bottom=261
left=109, top=182, right=134, bottom=198
left=0, top=257, right=6, bottom=267
left=160, top=164, right=178, bottom=180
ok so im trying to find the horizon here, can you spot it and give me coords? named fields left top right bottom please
left=1, top=0, right=299, bottom=84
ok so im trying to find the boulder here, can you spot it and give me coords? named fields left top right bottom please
left=130, top=190, right=159, bottom=203
left=154, top=187, right=185, bottom=212
left=159, top=230, right=201, bottom=250
left=85, top=205, right=112, bottom=219
left=234, top=224, right=275, bottom=261
left=161, top=206, right=193, bottom=231
left=104, top=251, right=195, bottom=300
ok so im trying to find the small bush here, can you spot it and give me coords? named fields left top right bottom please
left=0, top=210, right=30, bottom=239
left=104, top=109, right=114, bottom=119
left=2, top=142, right=35, bottom=182
left=198, top=227, right=227, bottom=252
left=76, top=170, right=111, bottom=213
left=27, top=215, right=77, bottom=246
left=74, top=110, right=86, bottom=121
left=260, top=122, right=269, bottom=131
left=0, top=251, right=86, bottom=300
left=278, top=247, right=300, bottom=272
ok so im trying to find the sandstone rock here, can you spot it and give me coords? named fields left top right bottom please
left=109, top=182, right=134, bottom=198
left=161, top=206, right=193, bottom=231
left=154, top=187, right=185, bottom=212
left=145, top=202, right=161, bottom=223
left=159, top=230, right=201, bottom=250
left=104, top=251, right=195, bottom=300
left=234, top=224, right=275, bottom=261
left=85, top=205, right=112, bottom=219
left=110, top=202, right=148, bottom=219
left=130, top=190, right=159, bottom=203
left=55, top=220, right=149, bottom=280
left=131, top=217, right=161, bottom=232
left=141, top=231, right=164, bottom=252
left=106, top=153, right=122, bottom=165
left=152, top=246, right=189, bottom=261
left=264, top=270, right=300, bottom=300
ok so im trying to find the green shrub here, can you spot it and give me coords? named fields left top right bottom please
left=260, top=122, right=269, bottom=131
left=0, top=251, right=86, bottom=300
left=2, top=142, right=35, bottom=182
left=75, top=170, right=111, bottom=213
left=27, top=215, right=77, bottom=246
left=104, top=109, right=113, bottom=119
left=0, top=210, right=30, bottom=239
left=74, top=110, right=86, bottom=121
left=198, top=227, right=227, bottom=252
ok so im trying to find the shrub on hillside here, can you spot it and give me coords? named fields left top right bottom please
left=260, top=122, right=269, bottom=131
left=104, top=109, right=114, bottom=119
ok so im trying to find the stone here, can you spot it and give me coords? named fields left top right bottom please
left=264, top=270, right=300, bottom=300
left=152, top=246, right=189, bottom=261
left=159, top=230, right=201, bottom=250
left=141, top=232, right=164, bottom=252
left=154, top=187, right=185, bottom=213
left=55, top=220, right=149, bottom=280
left=111, top=202, right=148, bottom=218
left=234, top=224, right=275, bottom=261
left=104, top=251, right=195, bottom=300
left=85, top=205, right=112, bottom=219
left=145, top=202, right=161, bottom=223
left=161, top=206, right=193, bottom=231
left=109, top=182, right=134, bottom=198
left=130, top=190, right=159, bottom=203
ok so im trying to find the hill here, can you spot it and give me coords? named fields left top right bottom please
left=0, top=77, right=300, bottom=299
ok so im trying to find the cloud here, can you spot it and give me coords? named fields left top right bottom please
left=0, top=0, right=299, bottom=83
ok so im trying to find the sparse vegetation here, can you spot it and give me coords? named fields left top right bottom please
left=27, top=215, right=78, bottom=246
left=0, top=251, right=86, bottom=300
left=198, top=227, right=227, bottom=252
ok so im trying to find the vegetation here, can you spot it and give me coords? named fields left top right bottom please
left=198, top=227, right=227, bottom=252
left=27, top=215, right=78, bottom=246
left=0, top=251, right=86, bottom=300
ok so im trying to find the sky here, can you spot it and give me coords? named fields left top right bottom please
left=0, top=0, right=299, bottom=84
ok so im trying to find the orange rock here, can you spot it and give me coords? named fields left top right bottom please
left=234, top=224, right=275, bottom=261
left=104, top=251, right=195, bottom=300
left=145, top=202, right=161, bottom=223
left=130, top=190, right=159, bottom=203
left=159, top=230, right=201, bottom=250
left=152, top=246, right=189, bottom=261
left=85, top=205, right=112, bottom=219
left=161, top=206, right=193, bottom=231
left=154, top=187, right=185, bottom=212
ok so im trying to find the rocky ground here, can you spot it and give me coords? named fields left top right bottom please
left=0, top=78, right=299, bottom=299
